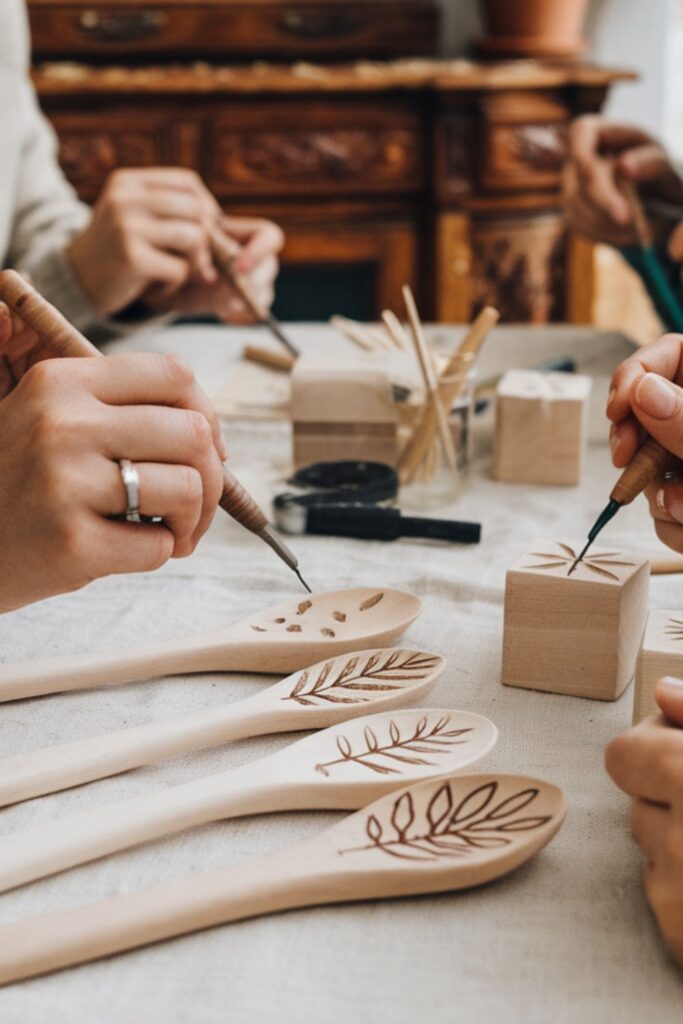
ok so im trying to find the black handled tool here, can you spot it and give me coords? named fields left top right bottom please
left=273, top=461, right=481, bottom=545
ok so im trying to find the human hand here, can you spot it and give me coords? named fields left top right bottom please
left=67, top=168, right=221, bottom=317
left=143, top=214, right=284, bottom=322
left=564, top=116, right=683, bottom=251
left=605, top=677, right=683, bottom=967
left=0, top=352, right=226, bottom=612
left=67, top=166, right=284, bottom=322
left=606, top=334, right=683, bottom=552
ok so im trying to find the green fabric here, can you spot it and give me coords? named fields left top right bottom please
left=620, top=245, right=683, bottom=332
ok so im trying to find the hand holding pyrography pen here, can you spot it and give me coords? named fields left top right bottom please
left=0, top=270, right=310, bottom=591
left=571, top=355, right=681, bottom=574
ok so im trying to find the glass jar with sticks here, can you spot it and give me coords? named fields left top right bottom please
left=398, top=297, right=499, bottom=511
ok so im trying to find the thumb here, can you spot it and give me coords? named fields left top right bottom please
left=618, top=144, right=672, bottom=185
left=655, top=676, right=683, bottom=726
left=630, top=372, right=683, bottom=459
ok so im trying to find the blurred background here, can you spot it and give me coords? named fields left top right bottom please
left=27, top=0, right=683, bottom=340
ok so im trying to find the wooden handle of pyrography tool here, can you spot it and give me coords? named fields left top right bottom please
left=0, top=270, right=98, bottom=358
left=0, top=271, right=270, bottom=543
left=610, top=436, right=672, bottom=506
left=219, top=468, right=268, bottom=534
left=243, top=344, right=295, bottom=373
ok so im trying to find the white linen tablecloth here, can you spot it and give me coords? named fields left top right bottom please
left=1, top=323, right=682, bottom=1023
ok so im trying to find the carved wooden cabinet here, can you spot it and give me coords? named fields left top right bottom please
left=29, top=0, right=632, bottom=322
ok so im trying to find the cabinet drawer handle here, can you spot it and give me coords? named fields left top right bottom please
left=76, top=9, right=167, bottom=43
left=280, top=10, right=362, bottom=39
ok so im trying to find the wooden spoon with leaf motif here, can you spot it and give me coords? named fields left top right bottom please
left=0, top=588, right=420, bottom=703
left=0, top=772, right=565, bottom=986
left=0, top=707, right=498, bottom=894
left=0, top=649, right=445, bottom=808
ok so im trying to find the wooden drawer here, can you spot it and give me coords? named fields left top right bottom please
left=28, top=1, right=438, bottom=60
left=206, top=104, right=424, bottom=198
left=48, top=113, right=173, bottom=199
left=478, top=92, right=568, bottom=193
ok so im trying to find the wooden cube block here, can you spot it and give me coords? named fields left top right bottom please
left=291, top=355, right=398, bottom=470
left=502, top=541, right=649, bottom=700
left=634, top=611, right=683, bottom=723
left=492, top=370, right=592, bottom=485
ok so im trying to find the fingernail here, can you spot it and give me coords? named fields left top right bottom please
left=659, top=676, right=683, bottom=690
left=635, top=373, right=679, bottom=419
left=606, top=386, right=616, bottom=411
left=609, top=423, right=621, bottom=457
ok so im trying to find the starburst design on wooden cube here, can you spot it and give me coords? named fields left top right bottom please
left=664, top=618, right=683, bottom=641
left=524, top=543, right=635, bottom=581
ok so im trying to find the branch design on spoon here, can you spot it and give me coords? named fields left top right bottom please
left=524, top=543, right=635, bottom=581
left=314, top=715, right=471, bottom=777
left=341, top=780, right=552, bottom=861
left=284, top=651, right=440, bottom=707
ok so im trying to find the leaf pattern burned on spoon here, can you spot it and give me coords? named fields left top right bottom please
left=315, top=715, right=472, bottom=777
left=341, top=780, right=553, bottom=862
left=664, top=618, right=683, bottom=642
left=283, top=651, right=440, bottom=707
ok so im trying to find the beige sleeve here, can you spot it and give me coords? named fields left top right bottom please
left=7, top=78, right=167, bottom=340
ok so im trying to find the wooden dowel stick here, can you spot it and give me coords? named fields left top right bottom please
left=399, top=306, right=499, bottom=483
left=650, top=553, right=683, bottom=575
left=330, top=315, right=392, bottom=352
left=402, top=285, right=457, bottom=475
left=381, top=310, right=409, bottom=350
left=243, top=344, right=296, bottom=373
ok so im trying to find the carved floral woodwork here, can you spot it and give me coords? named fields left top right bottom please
left=32, top=50, right=631, bottom=322
left=209, top=126, right=420, bottom=193
left=471, top=215, right=566, bottom=323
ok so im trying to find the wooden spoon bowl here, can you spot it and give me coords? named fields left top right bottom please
left=0, top=648, right=446, bottom=807
left=0, top=587, right=422, bottom=702
left=0, top=708, right=498, bottom=894
left=0, top=773, right=565, bottom=985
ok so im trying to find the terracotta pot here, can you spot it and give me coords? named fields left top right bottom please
left=478, top=0, right=590, bottom=58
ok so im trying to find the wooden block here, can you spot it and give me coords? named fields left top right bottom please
left=502, top=541, right=650, bottom=701
left=634, top=611, right=683, bottom=722
left=291, top=355, right=399, bottom=470
left=492, top=370, right=592, bottom=485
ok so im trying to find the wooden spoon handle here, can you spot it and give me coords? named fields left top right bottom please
left=0, top=630, right=253, bottom=702
left=0, top=765, right=282, bottom=894
left=0, top=698, right=269, bottom=807
left=0, top=848, right=324, bottom=985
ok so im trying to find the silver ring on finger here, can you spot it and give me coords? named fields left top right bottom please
left=119, top=459, right=142, bottom=523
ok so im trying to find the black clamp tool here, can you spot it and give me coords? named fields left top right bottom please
left=273, top=461, right=481, bottom=545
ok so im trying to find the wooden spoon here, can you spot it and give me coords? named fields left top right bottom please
left=0, top=772, right=565, bottom=985
left=0, top=708, right=497, bottom=894
left=0, top=588, right=421, bottom=703
left=0, top=649, right=445, bottom=808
